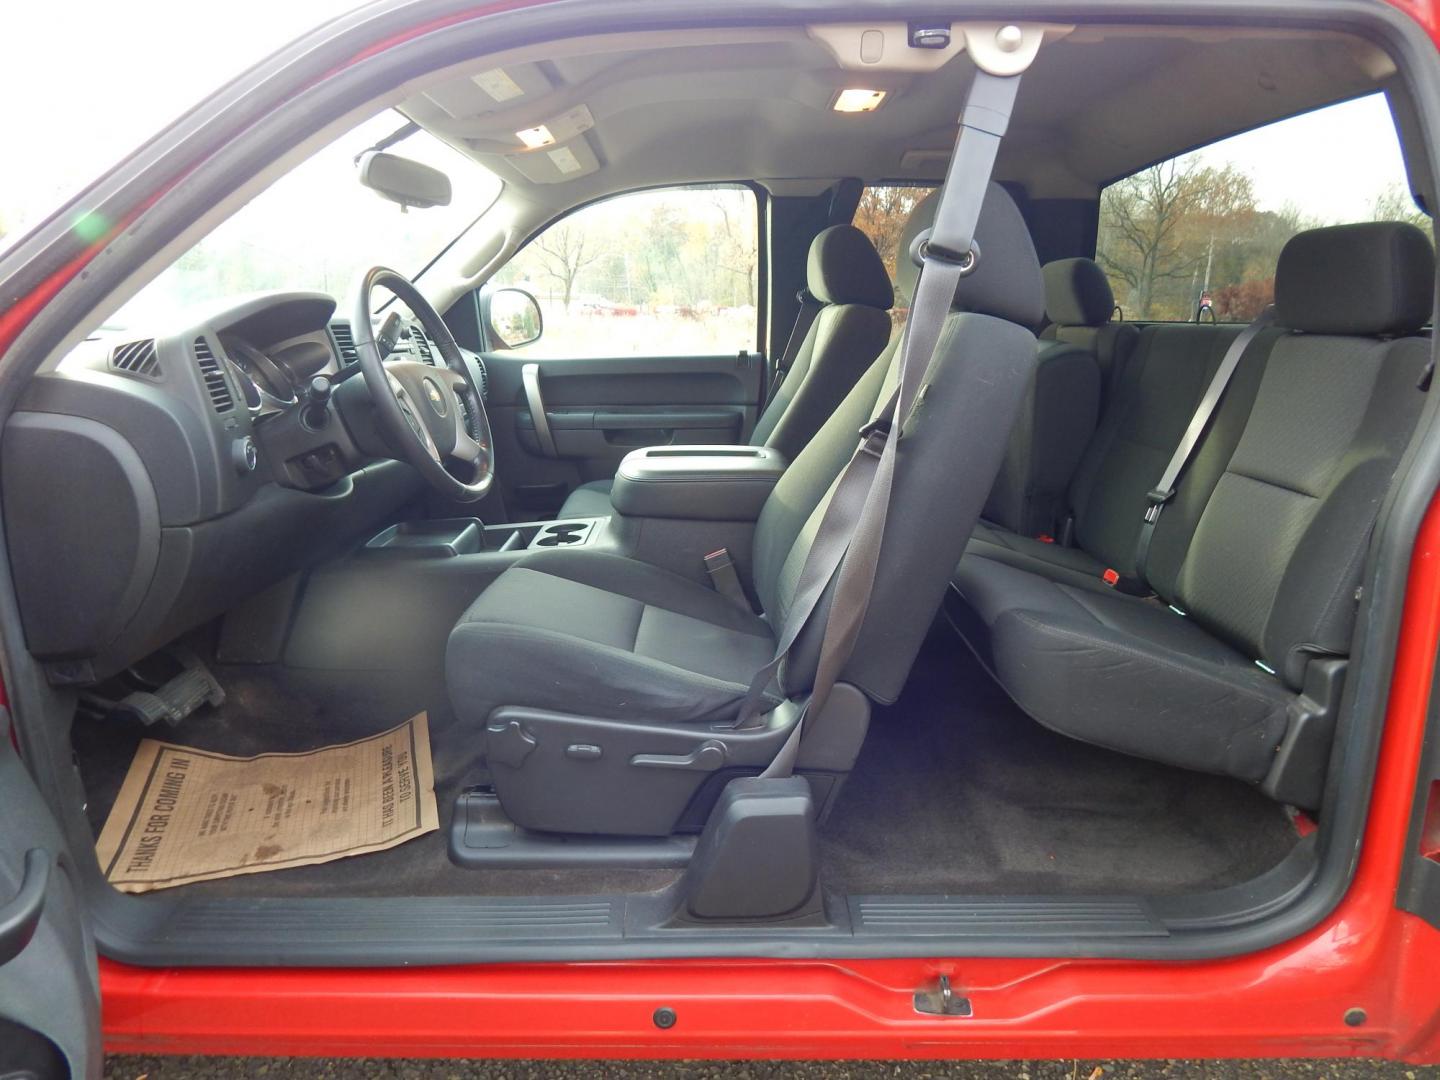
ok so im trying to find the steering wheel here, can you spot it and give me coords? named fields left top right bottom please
left=353, top=267, right=494, bottom=503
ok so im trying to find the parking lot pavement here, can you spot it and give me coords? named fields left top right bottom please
left=103, top=1058, right=1439, bottom=1079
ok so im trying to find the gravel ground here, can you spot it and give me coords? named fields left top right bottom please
left=103, top=1059, right=1439, bottom=1079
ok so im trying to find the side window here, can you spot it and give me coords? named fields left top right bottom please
left=491, top=184, right=759, bottom=358
left=853, top=184, right=936, bottom=316
left=1097, top=93, right=1428, bottom=323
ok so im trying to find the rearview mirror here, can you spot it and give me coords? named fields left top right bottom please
left=357, top=151, right=452, bottom=210
left=486, top=288, right=543, bottom=349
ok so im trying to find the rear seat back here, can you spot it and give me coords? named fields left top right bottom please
left=950, top=220, right=1435, bottom=801
left=1157, top=223, right=1434, bottom=684
left=1068, top=323, right=1253, bottom=576
left=1040, top=257, right=1140, bottom=401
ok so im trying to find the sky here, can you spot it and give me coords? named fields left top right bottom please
left=1189, top=93, right=1413, bottom=224
left=1, top=0, right=365, bottom=244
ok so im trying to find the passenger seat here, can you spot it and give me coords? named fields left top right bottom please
left=1038, top=256, right=1139, bottom=403
left=950, top=221, right=1434, bottom=806
left=899, top=195, right=1105, bottom=540
left=558, top=224, right=895, bottom=518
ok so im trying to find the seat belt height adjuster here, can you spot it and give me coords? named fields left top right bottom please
left=858, top=417, right=892, bottom=458
left=1143, top=486, right=1175, bottom=523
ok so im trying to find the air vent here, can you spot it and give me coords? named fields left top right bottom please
left=410, top=325, right=435, bottom=364
left=193, top=336, right=234, bottom=413
left=329, top=321, right=359, bottom=365
left=109, top=339, right=160, bottom=378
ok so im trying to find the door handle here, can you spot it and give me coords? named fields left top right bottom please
left=0, top=849, right=50, bottom=966
left=630, top=740, right=727, bottom=772
left=521, top=363, right=558, bottom=457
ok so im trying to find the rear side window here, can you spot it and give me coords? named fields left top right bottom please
left=853, top=184, right=936, bottom=312
left=1097, top=94, right=1427, bottom=323
left=492, top=184, right=759, bottom=358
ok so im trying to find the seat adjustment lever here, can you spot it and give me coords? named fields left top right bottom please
left=630, top=740, right=726, bottom=772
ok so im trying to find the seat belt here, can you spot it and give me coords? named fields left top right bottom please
left=1131, top=306, right=1276, bottom=591
left=768, top=289, right=824, bottom=404
left=732, top=65, right=1024, bottom=778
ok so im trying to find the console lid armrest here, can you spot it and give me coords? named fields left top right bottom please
left=611, top=445, right=788, bottom=521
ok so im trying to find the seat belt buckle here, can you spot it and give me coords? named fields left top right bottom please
left=704, top=548, right=751, bottom=611
left=1143, top=487, right=1174, bottom=523
left=858, top=417, right=892, bottom=458
left=1102, top=568, right=1121, bottom=588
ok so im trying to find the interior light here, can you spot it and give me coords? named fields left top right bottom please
left=833, top=88, right=887, bottom=113
left=515, top=124, right=556, bottom=149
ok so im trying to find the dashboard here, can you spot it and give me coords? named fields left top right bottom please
left=3, top=290, right=489, bottom=683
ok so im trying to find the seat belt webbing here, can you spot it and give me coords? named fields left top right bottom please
left=768, top=290, right=824, bottom=404
left=734, top=66, right=1023, bottom=778
left=1131, top=306, right=1276, bottom=590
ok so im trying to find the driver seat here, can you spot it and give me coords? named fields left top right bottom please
left=446, top=183, right=1044, bottom=837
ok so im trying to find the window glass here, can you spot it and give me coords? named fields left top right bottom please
left=853, top=184, right=936, bottom=315
left=113, top=111, right=501, bottom=330
left=492, top=185, right=758, bottom=358
left=1097, top=94, right=1427, bottom=323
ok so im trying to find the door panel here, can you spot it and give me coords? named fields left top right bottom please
left=0, top=707, right=101, bottom=1079
left=485, top=351, right=765, bottom=513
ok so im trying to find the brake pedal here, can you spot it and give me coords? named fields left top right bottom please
left=111, top=653, right=225, bottom=727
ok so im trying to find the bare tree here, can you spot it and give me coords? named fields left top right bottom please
left=1097, top=160, right=1259, bottom=319
left=1097, top=161, right=1204, bottom=319
left=530, top=223, right=604, bottom=312
left=1371, top=182, right=1432, bottom=231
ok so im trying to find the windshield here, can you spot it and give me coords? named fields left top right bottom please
left=112, top=111, right=502, bottom=329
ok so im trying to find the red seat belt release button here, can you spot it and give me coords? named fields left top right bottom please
left=1037, top=533, right=1055, bottom=544
left=1102, top=568, right=1121, bottom=587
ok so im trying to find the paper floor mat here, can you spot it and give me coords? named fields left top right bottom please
left=96, top=713, right=438, bottom=893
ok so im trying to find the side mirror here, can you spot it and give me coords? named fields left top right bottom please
left=484, top=287, right=544, bottom=349
left=357, top=151, right=452, bottom=210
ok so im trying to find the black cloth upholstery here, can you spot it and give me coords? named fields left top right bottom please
left=752, top=295, right=894, bottom=459
left=447, top=549, right=779, bottom=727
left=981, top=339, right=1100, bottom=537
left=949, top=220, right=1435, bottom=790
left=807, top=224, right=895, bottom=308
left=1043, top=257, right=1115, bottom=327
left=1275, top=221, right=1433, bottom=336
left=559, top=479, right=614, bottom=517
left=456, top=182, right=1041, bottom=737
left=950, top=558, right=1293, bottom=782
left=896, top=186, right=1045, bottom=327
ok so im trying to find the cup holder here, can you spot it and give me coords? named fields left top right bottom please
left=532, top=521, right=593, bottom=548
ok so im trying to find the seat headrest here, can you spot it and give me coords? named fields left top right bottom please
left=1043, top=258, right=1114, bottom=327
left=1275, top=221, right=1434, bottom=336
left=903, top=183, right=1044, bottom=327
left=807, top=224, right=894, bottom=309
left=894, top=190, right=936, bottom=305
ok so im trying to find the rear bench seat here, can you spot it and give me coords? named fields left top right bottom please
left=948, top=222, right=1434, bottom=807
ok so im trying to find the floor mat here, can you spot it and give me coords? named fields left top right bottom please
left=818, top=630, right=1301, bottom=896
left=73, top=658, right=677, bottom=899
left=96, top=715, right=438, bottom=893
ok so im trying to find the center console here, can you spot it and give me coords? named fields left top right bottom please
left=362, top=516, right=602, bottom=557
left=610, top=445, right=787, bottom=521
left=276, top=445, right=789, bottom=674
